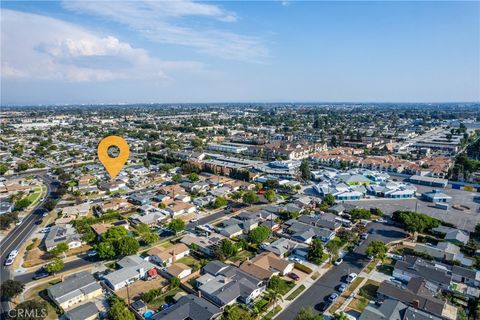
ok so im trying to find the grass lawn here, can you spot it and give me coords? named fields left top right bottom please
left=286, top=284, right=306, bottom=301
left=364, top=259, right=378, bottom=274
left=229, top=250, right=254, bottom=263
left=147, top=287, right=183, bottom=310
left=176, top=255, right=197, bottom=266
left=274, top=278, right=295, bottom=296
left=311, top=272, right=320, bottom=280
left=347, top=296, right=369, bottom=312
left=376, top=264, right=394, bottom=275
left=358, top=279, right=380, bottom=300
left=264, top=305, right=282, bottom=320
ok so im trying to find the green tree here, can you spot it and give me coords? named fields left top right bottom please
left=307, top=239, right=325, bottom=264
left=0, top=279, right=24, bottom=299
left=223, top=305, right=254, bottom=320
left=108, top=295, right=135, bottom=320
left=300, top=159, right=311, bottom=181
left=102, top=225, right=128, bottom=241
left=116, top=237, right=139, bottom=256
left=242, top=190, right=259, bottom=204
left=95, top=241, right=116, bottom=259
left=17, top=163, right=29, bottom=172
left=248, top=226, right=271, bottom=244
left=50, top=242, right=69, bottom=258
left=43, top=199, right=57, bottom=211
left=213, top=196, right=228, bottom=208
left=365, top=240, right=387, bottom=260
left=295, top=307, right=324, bottom=320
left=0, top=163, right=8, bottom=175
left=219, top=239, right=237, bottom=258
left=326, top=240, right=341, bottom=262
left=332, top=312, right=348, bottom=320
left=349, top=208, right=371, bottom=221
left=45, top=258, right=64, bottom=274
left=267, top=275, right=282, bottom=292
left=266, top=289, right=283, bottom=308
left=14, top=198, right=33, bottom=211
left=172, top=174, right=182, bottom=183
left=169, top=276, right=180, bottom=289
left=369, top=208, right=383, bottom=216
left=168, top=218, right=185, bottom=233
left=392, top=211, right=440, bottom=233
left=265, top=189, right=277, bottom=203
left=188, top=172, right=199, bottom=182
left=13, top=300, right=48, bottom=320
left=141, top=232, right=159, bottom=244
left=323, top=194, right=336, bottom=206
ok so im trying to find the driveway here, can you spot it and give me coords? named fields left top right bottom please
left=275, top=222, right=407, bottom=320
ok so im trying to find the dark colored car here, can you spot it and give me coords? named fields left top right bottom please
left=287, top=272, right=300, bottom=281
left=32, top=272, right=50, bottom=280
left=315, top=302, right=329, bottom=312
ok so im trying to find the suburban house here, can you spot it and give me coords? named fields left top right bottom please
left=432, top=226, right=470, bottom=246
left=65, top=302, right=100, bottom=320
left=147, top=243, right=190, bottom=266
left=90, top=220, right=129, bottom=239
left=392, top=255, right=451, bottom=290
left=167, top=262, right=192, bottom=279
left=284, top=220, right=335, bottom=243
left=414, top=242, right=473, bottom=266
left=61, top=203, right=90, bottom=218
left=239, top=252, right=294, bottom=281
left=47, top=271, right=102, bottom=310
left=166, top=201, right=196, bottom=217
left=151, top=294, right=222, bottom=320
left=451, top=265, right=480, bottom=288
left=104, top=255, right=158, bottom=291
left=377, top=278, right=457, bottom=320
left=264, top=238, right=308, bottom=257
left=180, top=234, right=227, bottom=257
left=197, top=261, right=265, bottom=307
left=45, top=224, right=82, bottom=252
left=359, top=298, right=442, bottom=320
left=297, top=213, right=341, bottom=231
left=129, top=211, right=167, bottom=226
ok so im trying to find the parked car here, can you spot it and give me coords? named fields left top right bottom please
left=327, top=293, right=339, bottom=303
left=338, top=283, right=348, bottom=293
left=87, top=250, right=98, bottom=257
left=376, top=218, right=386, bottom=223
left=360, top=233, right=369, bottom=240
left=32, top=272, right=50, bottom=280
left=189, top=218, right=199, bottom=223
left=334, top=258, right=343, bottom=265
left=287, top=272, right=300, bottom=281
left=315, top=302, right=329, bottom=312
left=15, top=219, right=23, bottom=226
left=4, top=258, right=14, bottom=266
left=346, top=273, right=358, bottom=284
left=8, top=250, right=19, bottom=259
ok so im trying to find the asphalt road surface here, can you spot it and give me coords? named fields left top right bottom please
left=276, top=222, right=407, bottom=320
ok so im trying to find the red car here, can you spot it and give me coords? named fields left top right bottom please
left=287, top=272, right=300, bottom=281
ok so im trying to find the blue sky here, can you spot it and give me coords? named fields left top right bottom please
left=1, top=1, right=479, bottom=104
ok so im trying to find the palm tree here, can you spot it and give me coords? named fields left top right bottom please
left=266, top=289, right=283, bottom=309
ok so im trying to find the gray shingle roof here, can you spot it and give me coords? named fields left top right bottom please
left=65, top=302, right=99, bottom=320
left=152, top=294, right=221, bottom=320
left=47, top=271, right=100, bottom=304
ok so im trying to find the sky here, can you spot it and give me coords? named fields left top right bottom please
left=1, top=1, right=479, bottom=105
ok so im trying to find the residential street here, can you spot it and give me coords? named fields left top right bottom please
left=275, top=222, right=407, bottom=320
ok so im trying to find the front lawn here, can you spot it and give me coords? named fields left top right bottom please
left=286, top=284, right=306, bottom=301
left=264, top=305, right=282, bottom=320
left=274, top=278, right=295, bottom=296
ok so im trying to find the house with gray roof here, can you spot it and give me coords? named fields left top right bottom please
left=151, top=294, right=221, bottom=320
left=65, top=302, right=99, bottom=320
left=103, top=255, right=157, bottom=291
left=432, top=226, right=470, bottom=245
left=284, top=220, right=335, bottom=243
left=392, top=255, right=451, bottom=290
left=47, top=271, right=102, bottom=310
left=451, top=265, right=480, bottom=288
left=197, top=261, right=265, bottom=307
left=45, top=224, right=82, bottom=252
left=359, top=299, right=443, bottom=320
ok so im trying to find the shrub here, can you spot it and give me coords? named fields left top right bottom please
left=294, top=263, right=312, bottom=274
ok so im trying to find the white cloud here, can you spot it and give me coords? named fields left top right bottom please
left=1, top=9, right=204, bottom=82
left=61, top=0, right=269, bottom=62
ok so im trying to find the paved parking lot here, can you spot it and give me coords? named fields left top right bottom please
left=341, top=180, right=480, bottom=232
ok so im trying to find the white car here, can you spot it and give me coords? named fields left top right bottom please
left=376, top=218, right=386, bottom=223
left=4, top=258, right=14, bottom=266
left=189, top=218, right=199, bottom=223
left=41, top=227, right=51, bottom=233
left=346, top=273, right=358, bottom=283
left=15, top=219, right=23, bottom=226
left=8, top=250, right=19, bottom=259
left=334, top=258, right=343, bottom=265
